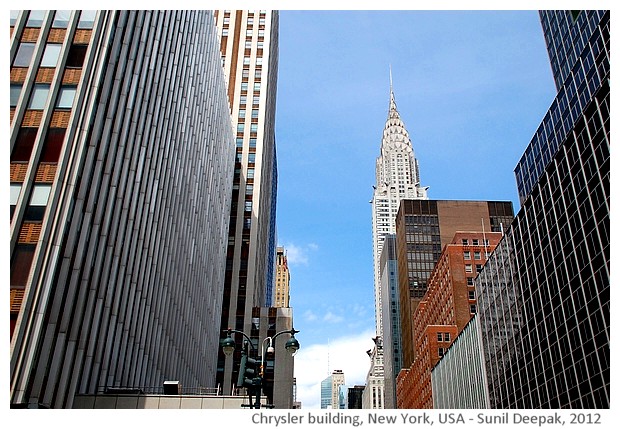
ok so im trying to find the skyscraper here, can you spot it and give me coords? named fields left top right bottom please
left=369, top=77, right=428, bottom=409
left=476, top=10, right=610, bottom=408
left=320, top=370, right=346, bottom=409
left=213, top=10, right=281, bottom=395
left=395, top=200, right=514, bottom=373
left=397, top=231, right=503, bottom=408
left=274, top=246, right=291, bottom=307
left=9, top=10, right=234, bottom=408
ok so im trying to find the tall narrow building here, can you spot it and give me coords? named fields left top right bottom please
left=214, top=10, right=280, bottom=395
left=274, top=246, right=291, bottom=307
left=372, top=80, right=428, bottom=338
left=9, top=10, right=234, bottom=408
left=369, top=78, right=428, bottom=408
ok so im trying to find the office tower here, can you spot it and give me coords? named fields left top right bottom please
left=9, top=10, right=234, bottom=408
left=362, top=337, right=385, bottom=409
left=476, top=10, right=609, bottom=408
left=431, top=315, right=490, bottom=409
left=250, top=306, right=295, bottom=409
left=371, top=80, right=428, bottom=339
left=320, top=370, right=345, bottom=409
left=395, top=200, right=513, bottom=373
left=214, top=10, right=280, bottom=395
left=379, top=234, right=401, bottom=408
left=368, top=78, right=428, bottom=409
left=348, top=386, right=365, bottom=409
left=396, top=231, right=503, bottom=408
left=274, top=246, right=291, bottom=307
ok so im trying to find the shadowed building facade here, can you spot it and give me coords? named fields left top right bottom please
left=10, top=10, right=234, bottom=408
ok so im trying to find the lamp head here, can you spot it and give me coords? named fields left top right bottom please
left=221, top=335, right=236, bottom=357
left=285, top=336, right=300, bottom=356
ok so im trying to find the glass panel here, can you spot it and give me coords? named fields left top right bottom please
left=11, top=244, right=36, bottom=287
left=40, top=44, right=62, bottom=67
left=53, top=10, right=71, bottom=28
left=28, top=84, right=50, bottom=110
left=56, top=86, right=76, bottom=108
left=77, top=10, right=96, bottom=29
left=40, top=128, right=66, bottom=162
left=26, top=10, right=45, bottom=27
left=66, top=44, right=87, bottom=68
left=30, top=185, right=52, bottom=206
left=10, top=184, right=22, bottom=205
left=11, top=128, right=38, bottom=162
left=10, top=10, right=20, bottom=26
left=14, top=42, right=35, bottom=67
left=10, top=84, right=22, bottom=107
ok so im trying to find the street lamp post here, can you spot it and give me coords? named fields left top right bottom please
left=221, top=327, right=300, bottom=409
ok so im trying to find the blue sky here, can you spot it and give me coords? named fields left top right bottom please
left=273, top=10, right=557, bottom=409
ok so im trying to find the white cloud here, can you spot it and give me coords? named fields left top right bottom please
left=322, top=311, right=344, bottom=324
left=304, top=310, right=318, bottom=321
left=280, top=241, right=319, bottom=266
left=293, top=329, right=376, bottom=409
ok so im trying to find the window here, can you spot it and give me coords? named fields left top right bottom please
left=40, top=128, right=66, bottom=162
left=10, top=84, right=22, bottom=107
left=243, top=57, right=251, bottom=65
left=461, top=238, right=468, bottom=245
left=236, top=138, right=244, bottom=148
left=237, top=123, right=244, bottom=132
left=239, top=96, right=247, bottom=105
left=438, top=347, right=445, bottom=357
left=222, top=28, right=228, bottom=37
left=463, top=251, right=471, bottom=260
left=253, top=82, right=261, bottom=91
left=245, top=184, right=253, bottom=195
left=465, top=264, right=473, bottom=273
left=250, top=124, right=258, bottom=133
left=474, top=251, right=481, bottom=260
left=437, top=333, right=442, bottom=342
left=10, top=10, right=19, bottom=26
left=66, top=44, right=88, bottom=68
left=470, top=304, right=476, bottom=314
left=14, top=42, right=36, bottom=67
left=472, top=239, right=479, bottom=245
left=56, top=86, right=76, bottom=109
left=77, top=10, right=96, bottom=29
left=253, top=96, right=260, bottom=105
left=255, top=69, right=262, bottom=79
left=476, top=264, right=483, bottom=273
left=40, top=44, right=62, bottom=67
left=10, top=184, right=22, bottom=218
left=11, top=128, right=38, bottom=162
left=251, top=109, right=259, bottom=119
left=444, top=333, right=450, bottom=342
left=26, top=10, right=46, bottom=27
left=238, top=109, right=246, bottom=119
left=248, top=153, right=256, bottom=163
left=469, top=291, right=475, bottom=300
left=28, top=84, right=50, bottom=110
left=11, top=244, right=36, bottom=286
left=247, top=168, right=254, bottom=179
left=24, top=185, right=52, bottom=221
left=241, top=82, right=248, bottom=91
left=249, top=138, right=257, bottom=148
left=53, top=10, right=71, bottom=28
left=467, top=277, right=474, bottom=286
left=244, top=201, right=252, bottom=212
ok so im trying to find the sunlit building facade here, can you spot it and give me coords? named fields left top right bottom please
left=274, top=246, right=291, bottom=307
left=213, top=9, right=280, bottom=395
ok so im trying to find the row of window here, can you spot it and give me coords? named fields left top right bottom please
left=10, top=83, right=76, bottom=110
left=461, top=238, right=489, bottom=246
left=10, top=10, right=96, bottom=29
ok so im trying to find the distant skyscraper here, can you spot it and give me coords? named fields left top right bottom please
left=362, top=337, right=385, bottom=409
left=369, top=77, right=428, bottom=409
left=9, top=10, right=234, bottom=408
left=274, top=246, right=291, bottom=307
left=214, top=9, right=280, bottom=395
left=477, top=10, right=609, bottom=409
left=379, top=234, right=401, bottom=409
left=348, top=385, right=365, bottom=409
left=320, top=369, right=345, bottom=409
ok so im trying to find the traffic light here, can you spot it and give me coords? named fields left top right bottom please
left=237, top=352, right=260, bottom=388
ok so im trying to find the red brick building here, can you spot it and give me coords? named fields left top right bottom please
left=397, top=231, right=503, bottom=408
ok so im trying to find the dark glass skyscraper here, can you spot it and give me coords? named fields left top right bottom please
left=477, top=10, right=609, bottom=408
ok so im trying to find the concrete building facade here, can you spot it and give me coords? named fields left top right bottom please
left=9, top=10, right=234, bottom=408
